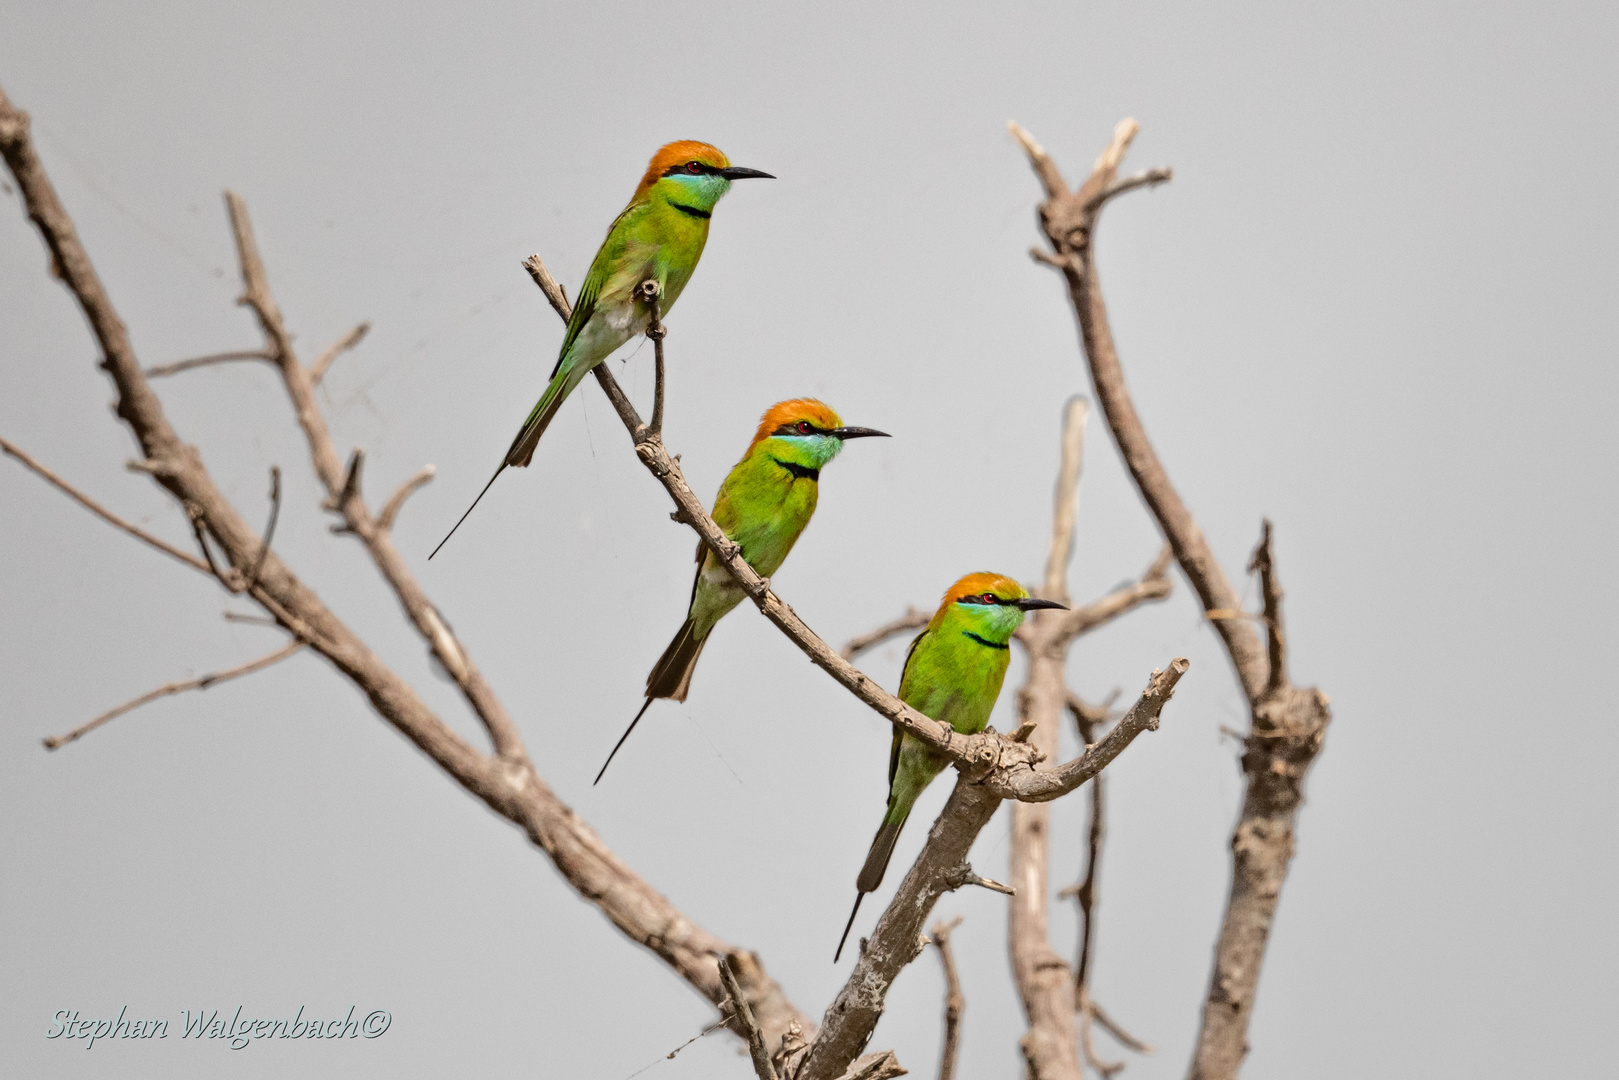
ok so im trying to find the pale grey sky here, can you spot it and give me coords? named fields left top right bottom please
left=3, top=2, right=1616, bottom=1077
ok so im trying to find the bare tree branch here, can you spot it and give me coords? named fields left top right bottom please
left=42, top=641, right=304, bottom=750
left=144, top=349, right=272, bottom=378
left=523, top=252, right=571, bottom=322
left=797, top=660, right=1184, bottom=1080
left=841, top=608, right=929, bottom=661
left=1188, top=526, right=1328, bottom=1080
left=0, top=434, right=210, bottom=575
left=522, top=253, right=1152, bottom=803
left=1009, top=397, right=1095, bottom=1080
left=1087, top=169, right=1174, bottom=214
left=1062, top=695, right=1153, bottom=1079
left=245, top=465, right=281, bottom=590
left=635, top=278, right=667, bottom=438
left=376, top=465, right=435, bottom=532
left=1043, top=546, right=1173, bottom=653
left=929, top=917, right=965, bottom=1080
left=1, top=84, right=811, bottom=1054
left=222, top=191, right=527, bottom=761
left=1076, top=984, right=1124, bottom=1080
left=1010, top=118, right=1333, bottom=1080
left=1062, top=695, right=1109, bottom=995
left=4, top=75, right=1210, bottom=1080
left=309, top=321, right=369, bottom=385
left=1009, top=118, right=1263, bottom=700
left=1091, top=999, right=1153, bottom=1056
left=1042, top=395, right=1088, bottom=604
left=721, top=953, right=781, bottom=1080
left=222, top=610, right=279, bottom=626
left=1251, top=519, right=1286, bottom=696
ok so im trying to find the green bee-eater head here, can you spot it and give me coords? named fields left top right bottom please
left=744, top=399, right=889, bottom=473
left=930, top=572, right=1068, bottom=646
left=633, top=141, right=774, bottom=215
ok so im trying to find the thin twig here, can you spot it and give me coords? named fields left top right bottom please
left=1047, top=545, right=1173, bottom=650
left=377, top=465, right=435, bottom=531
left=223, top=192, right=524, bottom=760
left=621, top=1014, right=736, bottom=1080
left=1087, top=168, right=1174, bottom=214
left=309, top=321, right=370, bottom=385
left=1077, top=984, right=1125, bottom=1079
left=840, top=608, right=929, bottom=661
left=187, top=506, right=239, bottom=591
left=946, top=866, right=1016, bottom=896
left=719, top=954, right=779, bottom=1080
left=523, top=253, right=571, bottom=322
left=1065, top=694, right=1107, bottom=992
left=0, top=435, right=211, bottom=575
left=635, top=279, right=667, bottom=439
left=42, top=641, right=304, bottom=749
left=1042, top=396, right=1089, bottom=604
left=245, top=465, right=281, bottom=589
left=1250, top=519, right=1287, bottom=695
left=1007, top=120, right=1069, bottom=200
left=223, top=611, right=279, bottom=626
left=144, top=349, right=272, bottom=378
left=1061, top=694, right=1153, bottom=1075
left=1090, top=1000, right=1153, bottom=1055
left=928, top=916, right=965, bottom=1080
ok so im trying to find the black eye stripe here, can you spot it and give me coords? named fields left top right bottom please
left=772, top=422, right=822, bottom=436
left=661, top=161, right=720, bottom=178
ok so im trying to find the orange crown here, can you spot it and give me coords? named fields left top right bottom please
left=633, top=141, right=731, bottom=202
left=747, top=399, right=844, bottom=451
left=930, top=572, right=1029, bottom=626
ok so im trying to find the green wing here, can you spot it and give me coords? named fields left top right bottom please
left=551, top=260, right=602, bottom=377
left=888, top=628, right=928, bottom=789
left=551, top=202, right=641, bottom=376
left=686, top=477, right=739, bottom=608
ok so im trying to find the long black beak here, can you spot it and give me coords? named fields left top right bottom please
left=829, top=426, right=890, bottom=440
left=720, top=166, right=775, bottom=180
left=1012, top=597, right=1069, bottom=611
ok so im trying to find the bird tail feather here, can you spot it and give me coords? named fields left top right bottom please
left=835, top=804, right=910, bottom=962
left=857, top=805, right=910, bottom=895
left=507, top=362, right=586, bottom=468
left=595, top=698, right=654, bottom=785
left=645, top=616, right=709, bottom=703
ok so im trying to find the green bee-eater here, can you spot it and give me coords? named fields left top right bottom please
left=834, top=572, right=1066, bottom=961
left=595, top=399, right=889, bottom=784
left=430, top=140, right=774, bottom=558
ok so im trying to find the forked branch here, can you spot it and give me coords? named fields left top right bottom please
left=797, top=660, right=1186, bottom=1080
left=1011, top=117, right=1332, bottom=1080
left=1, top=83, right=810, bottom=1056
left=522, top=252, right=1159, bottom=803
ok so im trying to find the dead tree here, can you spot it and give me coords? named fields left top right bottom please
left=3, top=77, right=1328, bottom=1080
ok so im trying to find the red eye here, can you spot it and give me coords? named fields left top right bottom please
left=797, top=421, right=812, bottom=434
left=686, top=161, right=703, bottom=174
left=982, top=593, right=996, bottom=604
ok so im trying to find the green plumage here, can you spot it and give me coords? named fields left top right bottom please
left=594, top=401, right=887, bottom=784
left=857, top=596, right=1023, bottom=891
left=645, top=437, right=830, bottom=699
left=430, top=142, right=773, bottom=560
left=507, top=195, right=714, bottom=467
left=835, top=573, right=1062, bottom=961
